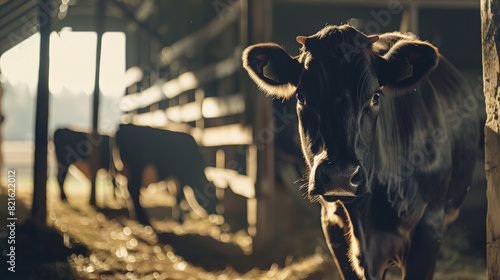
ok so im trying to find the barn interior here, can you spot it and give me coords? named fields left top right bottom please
left=0, top=0, right=488, bottom=279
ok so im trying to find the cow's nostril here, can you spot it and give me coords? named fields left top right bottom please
left=350, top=166, right=362, bottom=187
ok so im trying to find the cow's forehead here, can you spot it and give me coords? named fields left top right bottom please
left=298, top=50, right=376, bottom=98
left=297, top=25, right=374, bottom=78
left=299, top=25, right=371, bottom=59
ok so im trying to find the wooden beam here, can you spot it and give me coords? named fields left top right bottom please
left=202, top=93, right=245, bottom=118
left=0, top=0, right=15, bottom=10
left=481, top=0, right=500, bottom=278
left=128, top=113, right=253, bottom=147
left=196, top=124, right=253, bottom=147
left=243, top=0, right=275, bottom=248
left=0, top=77, right=3, bottom=184
left=400, top=3, right=419, bottom=35
left=120, top=85, right=162, bottom=112
left=0, top=0, right=38, bottom=54
left=167, top=101, right=201, bottom=123
left=89, top=0, right=105, bottom=206
left=409, top=3, right=419, bottom=35
left=32, top=0, right=51, bottom=228
left=0, top=0, right=35, bottom=30
left=274, top=0, right=479, bottom=9
left=132, top=110, right=167, bottom=127
left=124, top=66, right=143, bottom=87
left=119, top=47, right=242, bottom=112
left=205, top=167, right=255, bottom=198
left=159, top=0, right=241, bottom=66
left=126, top=92, right=245, bottom=125
left=107, top=0, right=166, bottom=45
left=162, top=93, right=245, bottom=123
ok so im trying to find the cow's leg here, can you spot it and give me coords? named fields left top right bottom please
left=57, top=163, right=69, bottom=200
left=192, top=181, right=218, bottom=214
left=321, top=202, right=367, bottom=280
left=175, top=185, right=188, bottom=223
left=181, top=171, right=218, bottom=215
left=111, top=175, right=118, bottom=199
left=128, top=170, right=150, bottom=225
left=324, top=225, right=366, bottom=280
left=403, top=209, right=444, bottom=280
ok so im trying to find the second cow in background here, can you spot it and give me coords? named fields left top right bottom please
left=54, top=128, right=116, bottom=201
left=115, top=124, right=218, bottom=225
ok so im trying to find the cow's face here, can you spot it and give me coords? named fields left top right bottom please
left=243, top=25, right=438, bottom=202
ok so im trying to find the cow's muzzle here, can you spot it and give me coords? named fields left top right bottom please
left=309, top=162, right=366, bottom=202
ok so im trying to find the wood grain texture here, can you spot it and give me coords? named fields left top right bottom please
left=0, top=79, right=3, bottom=184
left=481, top=0, right=500, bottom=278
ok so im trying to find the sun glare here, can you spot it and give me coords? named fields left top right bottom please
left=100, top=32, right=126, bottom=97
left=0, top=29, right=126, bottom=97
left=49, top=30, right=97, bottom=95
left=0, top=33, right=40, bottom=94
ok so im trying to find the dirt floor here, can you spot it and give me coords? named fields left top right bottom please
left=0, top=172, right=487, bottom=280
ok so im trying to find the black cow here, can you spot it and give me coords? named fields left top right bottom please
left=54, top=128, right=116, bottom=201
left=242, top=25, right=479, bottom=279
left=115, top=124, right=218, bottom=225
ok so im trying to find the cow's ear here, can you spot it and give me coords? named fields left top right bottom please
left=375, top=40, right=439, bottom=91
left=242, top=43, right=302, bottom=99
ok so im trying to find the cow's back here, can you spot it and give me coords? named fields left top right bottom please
left=54, top=128, right=87, bottom=162
left=115, top=124, right=206, bottom=185
left=54, top=128, right=112, bottom=170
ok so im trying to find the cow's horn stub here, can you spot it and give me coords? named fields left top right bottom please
left=296, top=36, right=307, bottom=45
left=368, top=35, right=379, bottom=44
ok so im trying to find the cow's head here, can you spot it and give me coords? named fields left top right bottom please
left=242, top=25, right=438, bottom=203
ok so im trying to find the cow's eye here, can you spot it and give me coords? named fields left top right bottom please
left=372, top=91, right=382, bottom=105
left=296, top=91, right=305, bottom=103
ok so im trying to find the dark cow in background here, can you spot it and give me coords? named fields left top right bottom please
left=54, top=128, right=116, bottom=201
left=243, top=25, right=479, bottom=279
left=115, top=124, right=218, bottom=225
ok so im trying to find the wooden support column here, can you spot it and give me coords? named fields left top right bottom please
left=400, top=3, right=419, bottom=34
left=481, top=0, right=500, bottom=278
left=32, top=0, right=51, bottom=227
left=408, top=3, right=419, bottom=35
left=89, top=0, right=105, bottom=206
left=0, top=77, right=3, bottom=184
left=241, top=0, right=275, bottom=249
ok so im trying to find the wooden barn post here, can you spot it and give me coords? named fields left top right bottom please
left=241, top=0, right=275, bottom=248
left=481, top=0, right=500, bottom=278
left=32, top=0, right=51, bottom=227
left=89, top=0, right=105, bottom=206
left=0, top=77, right=3, bottom=183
